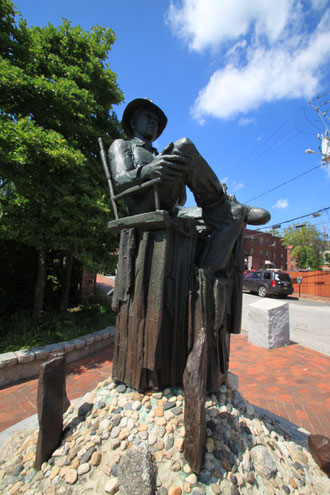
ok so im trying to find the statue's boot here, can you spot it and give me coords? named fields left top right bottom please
left=245, top=206, right=270, bottom=225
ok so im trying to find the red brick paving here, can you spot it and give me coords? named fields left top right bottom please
left=0, top=345, right=113, bottom=432
left=96, top=274, right=115, bottom=295
left=229, top=334, right=330, bottom=438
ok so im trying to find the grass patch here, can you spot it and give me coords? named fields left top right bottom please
left=0, top=299, right=116, bottom=354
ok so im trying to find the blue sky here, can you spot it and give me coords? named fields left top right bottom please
left=13, top=0, right=330, bottom=237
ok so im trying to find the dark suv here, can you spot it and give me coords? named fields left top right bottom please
left=243, top=270, right=294, bottom=298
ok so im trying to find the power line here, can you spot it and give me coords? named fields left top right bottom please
left=311, top=220, right=330, bottom=227
left=230, top=128, right=296, bottom=181
left=243, top=221, right=330, bottom=239
left=245, top=224, right=330, bottom=244
left=302, top=105, right=324, bottom=132
left=224, top=121, right=290, bottom=178
left=251, top=206, right=330, bottom=233
left=294, top=124, right=317, bottom=136
left=309, top=95, right=330, bottom=132
left=245, top=164, right=322, bottom=203
left=231, top=132, right=297, bottom=182
left=326, top=210, right=330, bottom=223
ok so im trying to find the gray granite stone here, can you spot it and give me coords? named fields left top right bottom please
left=31, top=347, right=51, bottom=360
left=0, top=352, right=17, bottom=368
left=15, top=350, right=35, bottom=363
left=70, top=339, right=86, bottom=350
left=43, top=343, right=65, bottom=354
left=248, top=299, right=290, bottom=349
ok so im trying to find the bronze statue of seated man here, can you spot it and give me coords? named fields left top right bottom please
left=108, top=98, right=270, bottom=274
left=107, top=99, right=271, bottom=471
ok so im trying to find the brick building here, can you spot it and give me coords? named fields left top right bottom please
left=286, top=245, right=298, bottom=271
left=244, top=228, right=287, bottom=270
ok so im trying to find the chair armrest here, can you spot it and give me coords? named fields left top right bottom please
left=113, top=177, right=161, bottom=200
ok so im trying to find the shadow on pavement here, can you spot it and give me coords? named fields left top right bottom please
left=65, top=344, right=114, bottom=377
left=252, top=403, right=310, bottom=449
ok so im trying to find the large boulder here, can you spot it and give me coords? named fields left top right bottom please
left=250, top=445, right=277, bottom=479
left=118, top=445, right=156, bottom=495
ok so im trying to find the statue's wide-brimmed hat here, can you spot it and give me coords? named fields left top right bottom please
left=122, top=98, right=167, bottom=139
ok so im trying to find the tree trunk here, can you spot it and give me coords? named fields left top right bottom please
left=60, top=248, right=74, bottom=312
left=33, top=247, right=47, bottom=319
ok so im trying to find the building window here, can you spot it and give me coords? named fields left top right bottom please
left=260, top=237, right=263, bottom=245
left=266, top=250, right=269, bottom=257
left=260, top=249, right=263, bottom=257
left=266, top=238, right=269, bottom=245
left=250, top=236, right=254, bottom=243
left=250, top=248, right=254, bottom=255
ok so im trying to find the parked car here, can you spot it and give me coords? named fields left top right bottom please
left=243, top=270, right=294, bottom=298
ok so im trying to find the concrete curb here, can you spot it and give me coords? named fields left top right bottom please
left=0, top=326, right=116, bottom=388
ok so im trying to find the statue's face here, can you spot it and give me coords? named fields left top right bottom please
left=130, top=108, right=159, bottom=141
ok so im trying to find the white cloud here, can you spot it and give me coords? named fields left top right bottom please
left=311, top=0, right=328, bottom=10
left=238, top=117, right=255, bottom=126
left=167, top=0, right=293, bottom=52
left=167, top=1, right=330, bottom=121
left=273, top=198, right=289, bottom=209
left=231, top=181, right=245, bottom=192
left=220, top=177, right=245, bottom=193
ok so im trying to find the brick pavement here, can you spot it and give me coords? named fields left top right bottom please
left=96, top=273, right=115, bottom=294
left=229, top=334, right=330, bottom=438
left=0, top=346, right=114, bottom=432
left=0, top=335, right=329, bottom=438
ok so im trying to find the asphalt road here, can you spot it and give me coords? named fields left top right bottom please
left=241, top=292, right=330, bottom=356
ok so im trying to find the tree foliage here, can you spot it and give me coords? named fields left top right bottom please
left=0, top=0, right=124, bottom=315
left=282, top=222, right=327, bottom=270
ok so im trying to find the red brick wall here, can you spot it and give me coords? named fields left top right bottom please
left=81, top=270, right=96, bottom=300
left=287, top=245, right=298, bottom=271
left=289, top=270, right=330, bottom=298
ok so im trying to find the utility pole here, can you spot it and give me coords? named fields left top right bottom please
left=305, top=95, right=330, bottom=165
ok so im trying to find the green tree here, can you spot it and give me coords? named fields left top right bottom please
left=0, top=0, right=124, bottom=317
left=282, top=222, right=326, bottom=270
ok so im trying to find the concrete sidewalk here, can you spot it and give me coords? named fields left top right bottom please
left=0, top=274, right=329, bottom=441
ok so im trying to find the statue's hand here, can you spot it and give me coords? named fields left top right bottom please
left=140, top=153, right=191, bottom=182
